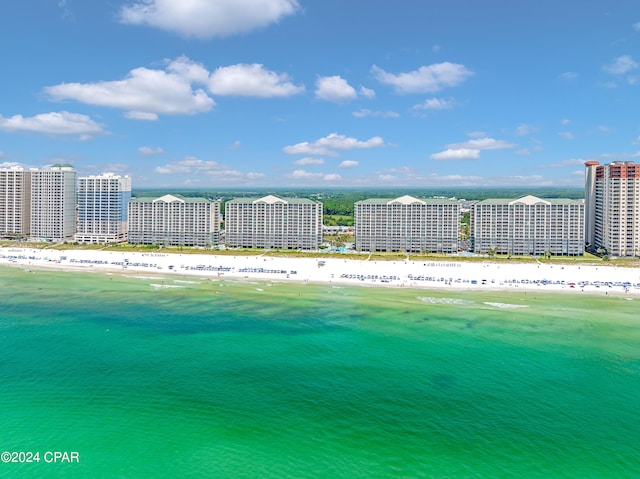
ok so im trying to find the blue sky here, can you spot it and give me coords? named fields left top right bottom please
left=1, top=1, right=639, bottom=188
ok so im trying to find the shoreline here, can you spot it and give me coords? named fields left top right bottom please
left=2, top=246, right=639, bottom=297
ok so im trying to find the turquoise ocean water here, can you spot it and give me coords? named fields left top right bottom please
left=1, top=265, right=639, bottom=478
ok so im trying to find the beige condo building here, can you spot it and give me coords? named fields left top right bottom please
left=354, top=195, right=460, bottom=253
left=0, top=167, right=31, bottom=238
left=30, top=165, right=77, bottom=241
left=585, top=161, right=640, bottom=257
left=225, top=195, right=323, bottom=250
left=470, top=195, right=584, bottom=255
left=128, top=194, right=220, bottom=247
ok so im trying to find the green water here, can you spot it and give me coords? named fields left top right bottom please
left=0, top=266, right=639, bottom=478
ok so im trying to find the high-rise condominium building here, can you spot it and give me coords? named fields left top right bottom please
left=30, top=165, right=77, bottom=241
left=354, top=195, right=460, bottom=253
left=76, top=173, right=132, bottom=244
left=128, top=194, right=220, bottom=247
left=225, top=195, right=323, bottom=250
left=470, top=195, right=584, bottom=256
left=585, top=161, right=640, bottom=257
left=0, top=167, right=31, bottom=237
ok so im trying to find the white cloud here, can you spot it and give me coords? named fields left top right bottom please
left=208, top=63, right=304, bottom=97
left=412, top=97, right=455, bottom=110
left=0, top=161, right=24, bottom=168
left=371, top=62, right=473, bottom=94
left=119, top=0, right=300, bottom=38
left=352, top=109, right=399, bottom=118
left=138, top=146, right=165, bottom=156
left=323, top=174, right=342, bottom=181
left=283, top=133, right=385, bottom=157
left=603, top=55, right=639, bottom=75
left=515, top=124, right=537, bottom=136
left=359, top=86, right=375, bottom=99
left=559, top=72, right=578, bottom=80
left=293, top=157, right=324, bottom=166
left=0, top=111, right=104, bottom=136
left=315, top=76, right=357, bottom=103
left=430, top=148, right=480, bottom=161
left=287, top=169, right=323, bottom=179
left=561, top=118, right=571, bottom=125
left=154, top=156, right=263, bottom=181
left=466, top=131, right=487, bottom=138
left=559, top=131, right=575, bottom=140
left=447, top=137, right=515, bottom=150
left=45, top=57, right=214, bottom=120
left=633, top=22, right=640, bottom=31
left=338, top=160, right=359, bottom=169
left=541, top=158, right=588, bottom=168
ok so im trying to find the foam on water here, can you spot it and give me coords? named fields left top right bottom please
left=417, top=296, right=475, bottom=306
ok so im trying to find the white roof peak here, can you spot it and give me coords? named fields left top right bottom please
left=388, top=195, right=426, bottom=205
left=255, top=195, right=286, bottom=204
left=509, top=195, right=550, bottom=206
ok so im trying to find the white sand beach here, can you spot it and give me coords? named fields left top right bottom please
left=1, top=247, right=639, bottom=295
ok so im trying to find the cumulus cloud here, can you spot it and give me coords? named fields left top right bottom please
left=45, top=57, right=214, bottom=120
left=603, top=55, right=639, bottom=75
left=293, top=157, right=324, bottom=166
left=283, top=133, right=385, bottom=157
left=412, top=97, right=455, bottom=110
left=371, top=62, right=473, bottom=94
left=430, top=148, right=480, bottom=161
left=446, top=137, right=515, bottom=150
left=118, top=0, right=300, bottom=38
left=208, top=63, right=304, bottom=97
left=138, top=146, right=165, bottom=156
left=338, top=160, right=359, bottom=169
left=634, top=22, right=640, bottom=31
left=287, top=169, right=323, bottom=179
left=154, top=156, right=263, bottom=181
left=0, top=111, right=104, bottom=137
left=352, top=109, right=399, bottom=118
left=359, top=86, right=375, bottom=99
left=315, top=76, right=357, bottom=103
left=323, top=173, right=342, bottom=181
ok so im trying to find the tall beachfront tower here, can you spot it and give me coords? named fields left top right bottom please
left=76, top=173, right=132, bottom=244
left=225, top=195, right=323, bottom=250
left=470, top=195, right=584, bottom=256
left=585, top=161, right=640, bottom=257
left=128, top=194, right=220, bottom=247
left=0, top=167, right=31, bottom=238
left=30, top=165, right=77, bottom=241
left=354, top=195, right=460, bottom=253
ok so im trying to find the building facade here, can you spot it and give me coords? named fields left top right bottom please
left=128, top=194, right=220, bottom=247
left=76, top=173, right=132, bottom=244
left=0, top=167, right=31, bottom=237
left=30, top=165, right=77, bottom=241
left=585, top=161, right=640, bottom=257
left=470, top=195, right=584, bottom=256
left=225, top=195, right=323, bottom=250
left=354, top=195, right=460, bottom=253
